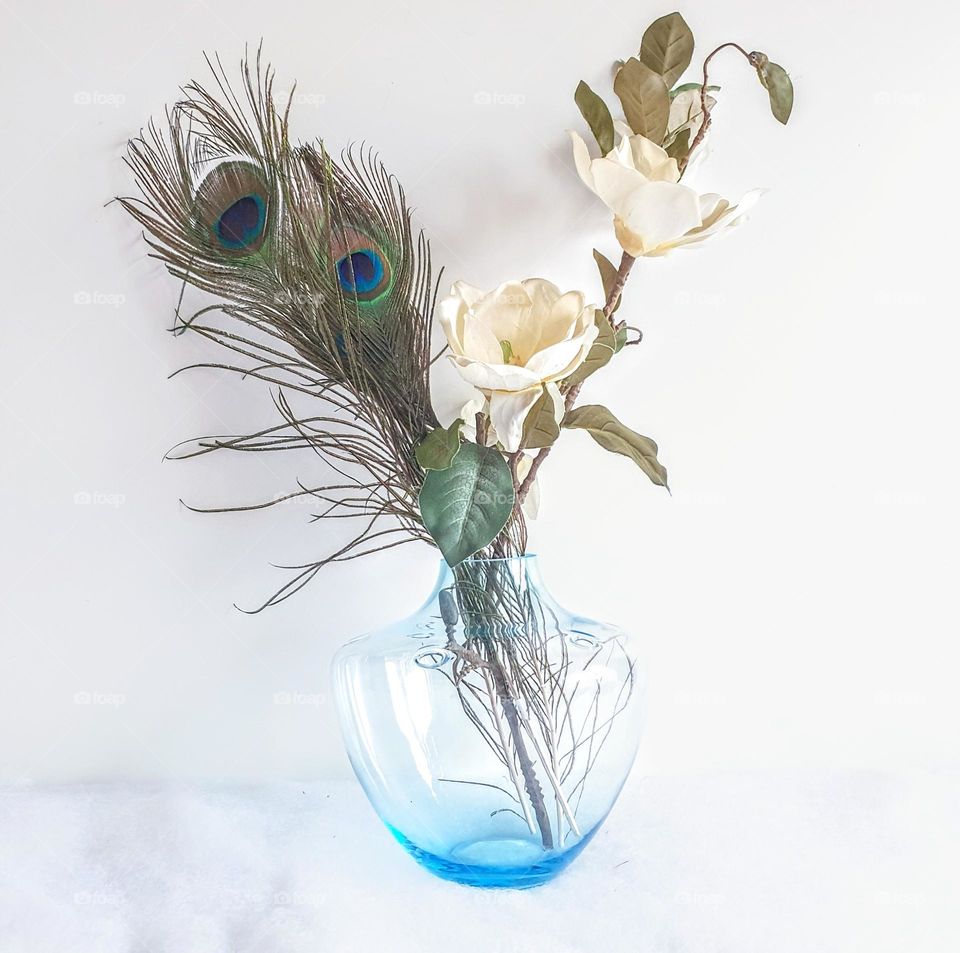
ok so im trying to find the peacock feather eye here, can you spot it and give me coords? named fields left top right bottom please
left=337, top=249, right=384, bottom=295
left=215, top=193, right=266, bottom=250
left=193, top=160, right=271, bottom=255
left=331, top=228, right=392, bottom=302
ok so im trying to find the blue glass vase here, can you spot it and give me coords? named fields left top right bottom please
left=332, top=555, right=644, bottom=889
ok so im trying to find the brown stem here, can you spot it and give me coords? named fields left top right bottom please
left=475, top=412, right=488, bottom=446
left=495, top=452, right=528, bottom=555
left=515, top=252, right=635, bottom=505
left=450, top=567, right=554, bottom=848
left=602, top=252, right=635, bottom=321
left=488, top=652, right=554, bottom=849
left=680, top=42, right=754, bottom=176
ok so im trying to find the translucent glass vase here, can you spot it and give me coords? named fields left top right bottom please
left=332, top=555, right=644, bottom=888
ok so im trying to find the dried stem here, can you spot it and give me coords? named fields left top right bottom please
left=681, top=41, right=755, bottom=175
left=480, top=666, right=538, bottom=835
left=487, top=650, right=555, bottom=848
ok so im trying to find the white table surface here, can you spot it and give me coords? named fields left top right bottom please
left=1, top=771, right=956, bottom=953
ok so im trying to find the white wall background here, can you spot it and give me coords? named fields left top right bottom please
left=1, top=0, right=957, bottom=783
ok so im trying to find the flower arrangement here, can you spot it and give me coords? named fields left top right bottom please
left=120, top=16, right=792, bottom=595
left=119, top=13, right=792, bottom=885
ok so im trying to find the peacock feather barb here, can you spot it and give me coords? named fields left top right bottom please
left=118, top=52, right=443, bottom=609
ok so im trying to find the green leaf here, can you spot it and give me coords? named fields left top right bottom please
left=593, top=248, right=622, bottom=315
left=639, top=12, right=695, bottom=89
left=564, top=309, right=617, bottom=388
left=521, top=386, right=561, bottom=450
left=613, top=58, right=670, bottom=143
left=563, top=404, right=668, bottom=489
left=419, top=443, right=515, bottom=566
left=665, top=127, right=690, bottom=162
left=614, top=325, right=629, bottom=352
left=415, top=419, right=463, bottom=471
left=575, top=80, right=615, bottom=155
left=757, top=60, right=793, bottom=124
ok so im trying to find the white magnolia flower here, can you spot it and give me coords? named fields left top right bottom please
left=440, top=279, right=598, bottom=453
left=570, top=128, right=763, bottom=258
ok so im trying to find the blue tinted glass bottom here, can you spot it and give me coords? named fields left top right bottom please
left=387, top=826, right=594, bottom=889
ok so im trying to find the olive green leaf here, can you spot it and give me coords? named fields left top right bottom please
left=522, top=386, right=561, bottom=450
left=593, top=248, right=622, bottom=315
left=419, top=442, right=515, bottom=566
left=564, top=309, right=617, bottom=388
left=415, top=419, right=463, bottom=471
left=640, top=12, right=695, bottom=89
left=614, top=57, right=670, bottom=144
left=665, top=127, right=691, bottom=162
left=592, top=252, right=630, bottom=351
left=575, top=80, right=615, bottom=155
left=563, top=404, right=669, bottom=489
left=757, top=60, right=794, bottom=124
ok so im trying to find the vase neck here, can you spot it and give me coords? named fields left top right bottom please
left=427, top=555, right=550, bottom=603
left=424, top=556, right=552, bottom=638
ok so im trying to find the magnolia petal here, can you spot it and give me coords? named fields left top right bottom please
left=570, top=131, right=597, bottom=190
left=450, top=280, right=486, bottom=309
left=474, top=280, right=534, bottom=347
left=590, top=159, right=648, bottom=217
left=520, top=278, right=562, bottom=312
left=613, top=217, right=647, bottom=258
left=628, top=134, right=678, bottom=182
left=672, top=188, right=765, bottom=249
left=489, top=388, right=543, bottom=454
left=450, top=356, right=542, bottom=392
left=696, top=193, right=727, bottom=227
left=612, top=134, right=638, bottom=171
left=526, top=291, right=587, bottom=355
left=461, top=311, right=505, bottom=365
left=525, top=322, right=598, bottom=381
left=729, top=187, right=766, bottom=218
left=513, top=278, right=563, bottom=356
left=551, top=292, right=590, bottom=340
left=438, top=295, right=468, bottom=357
left=618, top=180, right=703, bottom=254
left=544, top=381, right=565, bottom=424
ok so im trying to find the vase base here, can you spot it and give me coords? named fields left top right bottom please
left=387, top=827, right=591, bottom=889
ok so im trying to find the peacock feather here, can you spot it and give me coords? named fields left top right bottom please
left=118, top=50, right=443, bottom=608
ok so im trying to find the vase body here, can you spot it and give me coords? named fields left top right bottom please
left=332, top=555, right=644, bottom=888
